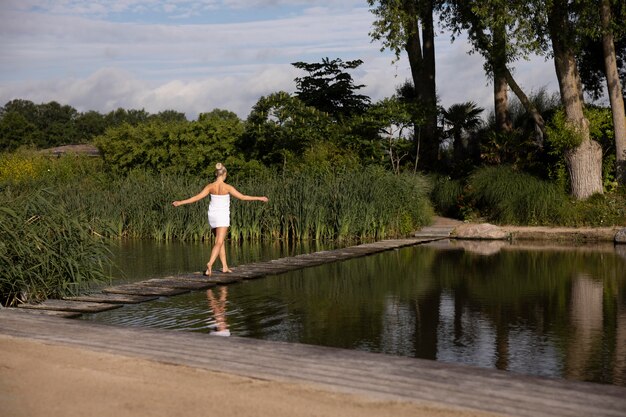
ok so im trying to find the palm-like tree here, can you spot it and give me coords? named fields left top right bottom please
left=441, top=101, right=484, bottom=162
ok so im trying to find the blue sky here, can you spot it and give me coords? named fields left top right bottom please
left=0, top=0, right=559, bottom=119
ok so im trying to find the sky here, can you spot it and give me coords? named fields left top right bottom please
left=0, top=0, right=561, bottom=120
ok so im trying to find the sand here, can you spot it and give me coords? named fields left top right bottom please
left=0, top=335, right=503, bottom=417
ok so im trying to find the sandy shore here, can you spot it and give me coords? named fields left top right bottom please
left=1, top=335, right=502, bottom=417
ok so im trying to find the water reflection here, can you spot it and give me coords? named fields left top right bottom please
left=84, top=240, right=626, bottom=386
left=207, top=287, right=230, bottom=336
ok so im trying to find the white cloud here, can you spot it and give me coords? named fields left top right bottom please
left=0, top=2, right=560, bottom=122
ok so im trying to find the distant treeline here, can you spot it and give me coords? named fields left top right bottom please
left=0, top=98, right=188, bottom=152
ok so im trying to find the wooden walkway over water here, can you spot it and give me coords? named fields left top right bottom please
left=15, top=237, right=441, bottom=316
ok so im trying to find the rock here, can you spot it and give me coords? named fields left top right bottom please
left=452, top=240, right=507, bottom=256
left=451, top=223, right=510, bottom=240
left=615, top=228, right=626, bottom=244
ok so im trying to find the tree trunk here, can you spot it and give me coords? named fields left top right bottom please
left=600, top=0, right=626, bottom=185
left=548, top=1, right=603, bottom=199
left=565, top=139, right=604, bottom=199
left=503, top=69, right=545, bottom=143
left=492, top=21, right=513, bottom=134
left=403, top=0, right=438, bottom=170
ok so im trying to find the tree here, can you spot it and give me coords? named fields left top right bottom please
left=441, top=1, right=545, bottom=140
left=362, top=97, right=419, bottom=174
left=547, top=0, right=603, bottom=199
left=441, top=101, right=484, bottom=164
left=463, top=0, right=604, bottom=199
left=239, top=92, right=337, bottom=167
left=0, top=112, right=36, bottom=152
left=75, top=110, right=107, bottom=143
left=598, top=0, right=626, bottom=184
left=574, top=0, right=626, bottom=185
left=292, top=58, right=371, bottom=120
left=95, top=112, right=243, bottom=175
left=151, top=110, right=187, bottom=123
left=368, top=0, right=439, bottom=170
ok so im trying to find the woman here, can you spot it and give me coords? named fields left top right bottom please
left=172, top=163, right=268, bottom=275
left=207, top=286, right=230, bottom=336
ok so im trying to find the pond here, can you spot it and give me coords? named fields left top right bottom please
left=83, top=239, right=626, bottom=387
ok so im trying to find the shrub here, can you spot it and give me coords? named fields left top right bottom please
left=430, top=175, right=465, bottom=218
left=469, top=166, right=571, bottom=225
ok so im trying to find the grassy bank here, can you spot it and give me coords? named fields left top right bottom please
left=431, top=166, right=626, bottom=226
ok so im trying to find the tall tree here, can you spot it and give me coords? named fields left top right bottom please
left=292, top=58, right=371, bottom=120
left=547, top=0, right=603, bottom=198
left=368, top=0, right=439, bottom=170
left=599, top=0, right=626, bottom=184
left=441, top=1, right=545, bottom=140
left=576, top=0, right=626, bottom=184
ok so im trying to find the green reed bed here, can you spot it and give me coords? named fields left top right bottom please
left=93, top=167, right=433, bottom=242
left=0, top=189, right=110, bottom=306
left=5, top=166, right=433, bottom=243
left=468, top=166, right=571, bottom=225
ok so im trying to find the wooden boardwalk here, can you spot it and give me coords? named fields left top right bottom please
left=1, top=308, right=625, bottom=417
left=16, top=237, right=441, bottom=315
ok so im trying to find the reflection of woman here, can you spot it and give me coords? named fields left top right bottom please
left=207, top=286, right=230, bottom=336
left=172, top=163, right=268, bottom=275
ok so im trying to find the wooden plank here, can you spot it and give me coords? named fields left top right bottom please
left=17, top=299, right=121, bottom=313
left=142, top=278, right=215, bottom=290
left=102, top=284, right=189, bottom=297
left=6, top=307, right=82, bottom=319
left=64, top=293, right=158, bottom=304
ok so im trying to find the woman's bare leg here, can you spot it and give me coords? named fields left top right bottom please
left=206, top=227, right=228, bottom=276
left=219, top=244, right=232, bottom=272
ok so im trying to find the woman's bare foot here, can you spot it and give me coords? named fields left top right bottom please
left=222, top=268, right=233, bottom=273
left=204, top=263, right=212, bottom=276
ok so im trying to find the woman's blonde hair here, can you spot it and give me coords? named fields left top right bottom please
left=215, top=162, right=227, bottom=177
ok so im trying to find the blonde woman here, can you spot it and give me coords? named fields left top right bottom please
left=172, top=163, right=268, bottom=275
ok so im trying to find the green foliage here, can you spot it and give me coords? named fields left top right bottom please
left=95, top=111, right=243, bottom=176
left=292, top=57, right=371, bottom=119
left=568, top=190, right=626, bottom=226
left=0, top=189, right=110, bottom=306
left=239, top=92, right=339, bottom=167
left=469, top=165, right=572, bottom=225
left=0, top=99, right=190, bottom=152
left=429, top=175, right=465, bottom=218
left=546, top=109, right=585, bottom=153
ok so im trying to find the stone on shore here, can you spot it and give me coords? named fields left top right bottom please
left=451, top=223, right=510, bottom=240
left=616, top=228, right=626, bottom=244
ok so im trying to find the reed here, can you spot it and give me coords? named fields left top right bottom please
left=469, top=166, right=571, bottom=225
left=0, top=188, right=110, bottom=306
left=429, top=175, right=465, bottom=218
left=6, top=166, right=433, bottom=243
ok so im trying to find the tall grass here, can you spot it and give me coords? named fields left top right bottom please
left=2, top=152, right=434, bottom=243
left=0, top=189, right=110, bottom=306
left=57, top=167, right=434, bottom=242
left=469, top=166, right=571, bottom=225
left=430, top=175, right=465, bottom=218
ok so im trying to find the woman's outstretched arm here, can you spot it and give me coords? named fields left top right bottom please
left=172, top=185, right=211, bottom=206
left=227, top=185, right=268, bottom=202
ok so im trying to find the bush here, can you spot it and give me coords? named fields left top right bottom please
left=468, top=166, right=571, bottom=225
left=430, top=175, right=465, bottom=218
left=0, top=189, right=110, bottom=306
